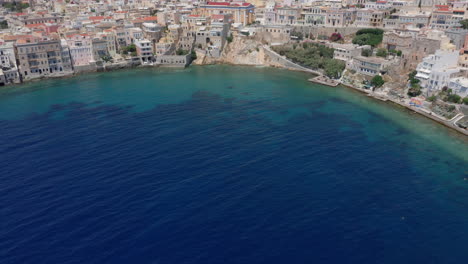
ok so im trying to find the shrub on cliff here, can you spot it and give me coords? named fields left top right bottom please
left=376, top=48, right=388, bottom=58
left=352, top=28, right=384, bottom=47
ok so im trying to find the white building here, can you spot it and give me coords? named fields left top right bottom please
left=135, top=38, right=153, bottom=63
left=331, top=43, right=371, bottom=65
left=448, top=77, right=468, bottom=97
left=415, top=49, right=461, bottom=93
left=0, top=42, right=20, bottom=85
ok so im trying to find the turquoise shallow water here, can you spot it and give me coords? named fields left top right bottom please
left=0, top=65, right=467, bottom=263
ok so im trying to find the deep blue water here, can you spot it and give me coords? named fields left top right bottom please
left=0, top=66, right=467, bottom=264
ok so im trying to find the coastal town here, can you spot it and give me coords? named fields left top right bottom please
left=0, top=0, right=468, bottom=133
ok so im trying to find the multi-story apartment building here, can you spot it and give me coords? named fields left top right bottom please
left=59, top=39, right=74, bottom=73
left=0, top=42, right=20, bottom=85
left=114, top=27, right=130, bottom=50
left=276, top=6, right=301, bottom=25
left=15, top=36, right=73, bottom=80
left=155, top=40, right=175, bottom=56
left=97, top=31, right=117, bottom=57
left=66, top=34, right=95, bottom=68
left=383, top=12, right=430, bottom=29
left=128, top=27, right=144, bottom=44
left=325, top=8, right=356, bottom=27
left=355, top=9, right=388, bottom=28
left=263, top=2, right=277, bottom=25
left=142, top=22, right=162, bottom=50
left=352, top=56, right=392, bottom=76
left=92, top=37, right=109, bottom=62
left=430, top=6, right=454, bottom=30
left=135, top=38, right=153, bottom=63
left=12, top=12, right=63, bottom=26
left=301, top=6, right=326, bottom=26
left=415, top=49, right=461, bottom=93
left=196, top=2, right=255, bottom=26
left=383, top=28, right=450, bottom=70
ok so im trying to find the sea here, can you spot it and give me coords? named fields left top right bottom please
left=0, top=66, right=467, bottom=264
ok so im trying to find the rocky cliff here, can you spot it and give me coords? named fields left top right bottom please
left=193, top=36, right=270, bottom=66
left=192, top=36, right=306, bottom=71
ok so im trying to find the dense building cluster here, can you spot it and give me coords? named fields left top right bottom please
left=0, top=0, right=467, bottom=101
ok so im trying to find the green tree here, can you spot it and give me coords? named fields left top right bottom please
left=352, top=28, right=384, bottom=47
left=407, top=84, right=422, bottom=97
left=101, top=55, right=113, bottom=63
left=324, top=59, right=345, bottom=79
left=0, top=20, right=7, bottom=29
left=460, top=19, right=468, bottom=29
left=272, top=43, right=343, bottom=75
left=463, top=97, right=468, bottom=105
left=407, top=70, right=422, bottom=97
left=121, top=44, right=136, bottom=54
left=410, top=77, right=420, bottom=86
left=290, top=31, right=303, bottom=40
left=176, top=48, right=188, bottom=55
left=361, top=48, right=372, bottom=57
left=226, top=33, right=233, bottom=43
left=427, top=95, right=437, bottom=102
left=190, top=50, right=197, bottom=60
left=3, top=2, right=29, bottom=12
left=447, top=94, right=462, bottom=103
left=371, top=75, right=385, bottom=87
left=376, top=48, right=387, bottom=57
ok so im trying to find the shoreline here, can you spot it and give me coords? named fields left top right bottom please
left=338, top=82, right=468, bottom=137
left=2, top=62, right=467, bottom=136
